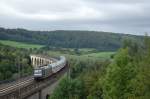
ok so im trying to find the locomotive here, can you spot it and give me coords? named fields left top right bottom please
left=33, top=56, right=66, bottom=80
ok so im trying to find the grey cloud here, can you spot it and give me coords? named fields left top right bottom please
left=0, top=0, right=150, bottom=35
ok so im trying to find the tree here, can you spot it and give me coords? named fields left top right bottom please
left=0, top=44, right=33, bottom=80
left=128, top=34, right=150, bottom=99
left=103, top=48, right=136, bottom=99
left=50, top=77, right=84, bottom=99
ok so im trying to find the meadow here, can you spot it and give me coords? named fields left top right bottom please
left=0, top=40, right=44, bottom=49
left=0, top=40, right=115, bottom=60
left=47, top=49, right=115, bottom=60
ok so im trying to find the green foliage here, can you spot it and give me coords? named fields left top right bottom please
left=50, top=77, right=84, bottom=99
left=0, top=44, right=33, bottom=81
left=128, top=35, right=150, bottom=99
left=50, top=58, right=110, bottom=99
left=0, top=27, right=143, bottom=51
left=70, top=60, right=87, bottom=78
left=103, top=35, right=150, bottom=99
left=103, top=48, right=136, bottom=99
left=51, top=35, right=149, bottom=99
left=82, top=70, right=103, bottom=99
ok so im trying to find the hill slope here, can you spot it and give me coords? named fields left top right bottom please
left=0, top=27, right=142, bottom=51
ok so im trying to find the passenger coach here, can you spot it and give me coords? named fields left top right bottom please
left=34, top=56, right=66, bottom=80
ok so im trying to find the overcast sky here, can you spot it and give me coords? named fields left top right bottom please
left=0, top=0, right=150, bottom=35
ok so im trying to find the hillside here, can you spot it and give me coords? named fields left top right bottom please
left=0, top=27, right=143, bottom=51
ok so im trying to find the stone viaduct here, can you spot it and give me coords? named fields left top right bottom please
left=30, top=54, right=56, bottom=68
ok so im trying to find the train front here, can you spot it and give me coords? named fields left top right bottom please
left=34, top=68, right=43, bottom=79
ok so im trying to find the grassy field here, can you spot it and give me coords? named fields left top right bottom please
left=0, top=40, right=44, bottom=49
left=0, top=40, right=115, bottom=60
left=82, top=52, right=115, bottom=59
left=48, top=50, right=115, bottom=60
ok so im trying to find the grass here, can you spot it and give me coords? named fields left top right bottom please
left=48, top=50, right=115, bottom=60
left=0, top=40, right=44, bottom=49
left=0, top=40, right=115, bottom=60
left=82, top=52, right=115, bottom=59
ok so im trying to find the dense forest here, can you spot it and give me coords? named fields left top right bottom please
left=50, top=35, right=150, bottom=99
left=0, top=44, right=33, bottom=81
left=0, top=27, right=143, bottom=51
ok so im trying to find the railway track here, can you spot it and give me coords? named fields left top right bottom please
left=0, top=76, right=33, bottom=89
left=0, top=65, right=69, bottom=99
left=0, top=77, right=34, bottom=94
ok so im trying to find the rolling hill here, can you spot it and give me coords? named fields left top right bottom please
left=0, top=27, right=143, bottom=51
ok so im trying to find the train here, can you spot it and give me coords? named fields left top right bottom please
left=33, top=56, right=66, bottom=80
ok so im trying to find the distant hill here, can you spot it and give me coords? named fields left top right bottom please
left=0, top=27, right=143, bottom=51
